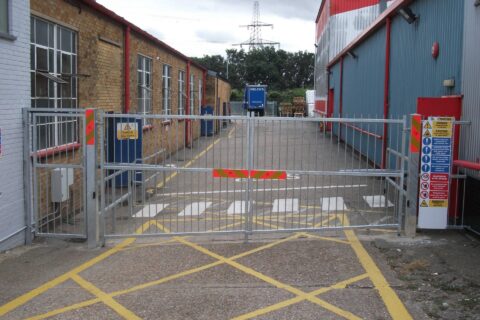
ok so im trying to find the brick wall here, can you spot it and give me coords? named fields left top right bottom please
left=0, top=0, right=31, bottom=250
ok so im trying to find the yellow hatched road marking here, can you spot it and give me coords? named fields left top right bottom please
left=175, top=237, right=362, bottom=320
left=343, top=216, right=413, bottom=320
left=231, top=273, right=369, bottom=320
left=25, top=233, right=301, bottom=320
left=71, top=274, right=141, bottom=320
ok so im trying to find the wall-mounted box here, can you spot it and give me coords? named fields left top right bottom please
left=51, top=168, right=74, bottom=203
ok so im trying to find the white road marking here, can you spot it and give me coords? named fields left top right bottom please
left=178, top=202, right=212, bottom=216
left=158, top=184, right=368, bottom=197
left=133, top=204, right=169, bottom=218
left=227, top=201, right=250, bottom=215
left=363, top=195, right=394, bottom=208
left=321, top=197, right=347, bottom=211
left=272, top=198, right=299, bottom=213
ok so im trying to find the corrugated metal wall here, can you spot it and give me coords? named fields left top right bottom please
left=460, top=0, right=480, bottom=179
left=328, top=0, right=465, bottom=168
left=389, top=0, right=464, bottom=118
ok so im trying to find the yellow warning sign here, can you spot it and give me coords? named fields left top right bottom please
left=424, top=130, right=431, bottom=138
left=424, top=122, right=432, bottom=129
left=429, top=200, right=448, bottom=208
left=420, top=200, right=429, bottom=207
left=432, top=120, right=452, bottom=138
left=117, top=122, right=139, bottom=140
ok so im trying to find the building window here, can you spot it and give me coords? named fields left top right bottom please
left=190, top=74, right=195, bottom=114
left=198, top=79, right=203, bottom=114
left=137, top=55, right=152, bottom=122
left=30, top=16, right=78, bottom=150
left=178, top=70, right=185, bottom=115
left=162, top=64, right=171, bottom=115
left=0, top=0, right=8, bottom=35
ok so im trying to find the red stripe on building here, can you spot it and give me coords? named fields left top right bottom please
left=330, top=0, right=380, bottom=15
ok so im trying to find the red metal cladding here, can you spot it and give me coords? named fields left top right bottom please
left=330, top=0, right=380, bottom=15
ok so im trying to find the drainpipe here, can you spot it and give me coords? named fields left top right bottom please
left=124, top=25, right=131, bottom=114
left=382, top=17, right=392, bottom=169
left=186, top=61, right=191, bottom=146
left=339, top=56, right=344, bottom=138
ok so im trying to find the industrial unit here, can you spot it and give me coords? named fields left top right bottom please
left=0, top=0, right=231, bottom=251
left=315, top=0, right=480, bottom=230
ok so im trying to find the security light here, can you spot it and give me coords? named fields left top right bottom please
left=347, top=51, right=357, bottom=59
left=398, top=7, right=417, bottom=24
left=475, top=0, right=480, bottom=7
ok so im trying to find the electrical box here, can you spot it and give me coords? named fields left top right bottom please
left=51, top=168, right=74, bottom=203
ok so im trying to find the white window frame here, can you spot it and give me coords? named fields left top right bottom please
left=31, top=16, right=78, bottom=150
left=178, top=70, right=185, bottom=115
left=162, top=64, right=172, bottom=115
left=137, top=54, right=152, bottom=124
left=190, top=74, right=195, bottom=114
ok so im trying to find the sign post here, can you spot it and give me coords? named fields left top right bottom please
left=417, top=117, right=454, bottom=229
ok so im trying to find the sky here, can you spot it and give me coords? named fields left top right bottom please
left=96, top=0, right=319, bottom=58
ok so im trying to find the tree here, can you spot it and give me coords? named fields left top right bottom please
left=191, top=48, right=314, bottom=93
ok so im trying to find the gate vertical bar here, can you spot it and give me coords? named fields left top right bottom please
left=22, top=109, right=33, bottom=244
left=98, top=111, right=106, bottom=246
left=405, top=114, right=421, bottom=237
left=397, top=116, right=407, bottom=235
left=245, top=112, right=254, bottom=241
left=85, top=109, right=99, bottom=248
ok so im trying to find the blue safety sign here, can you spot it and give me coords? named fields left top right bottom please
left=423, top=137, right=432, bottom=146
left=422, top=164, right=431, bottom=172
left=422, top=146, right=431, bottom=154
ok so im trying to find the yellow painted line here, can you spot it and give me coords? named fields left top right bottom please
left=232, top=273, right=369, bottom=320
left=300, top=233, right=350, bottom=245
left=343, top=216, right=413, bottom=320
left=156, top=137, right=222, bottom=189
left=0, top=219, right=156, bottom=317
left=228, top=125, right=237, bottom=138
left=26, top=234, right=301, bottom=319
left=176, top=237, right=362, bottom=320
left=71, top=274, right=141, bottom=320
left=312, top=214, right=338, bottom=228
left=119, top=238, right=177, bottom=251
left=252, top=217, right=282, bottom=230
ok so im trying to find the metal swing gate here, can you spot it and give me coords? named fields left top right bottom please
left=97, top=112, right=408, bottom=242
left=25, top=109, right=408, bottom=245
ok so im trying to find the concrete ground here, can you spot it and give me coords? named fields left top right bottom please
left=0, top=118, right=440, bottom=319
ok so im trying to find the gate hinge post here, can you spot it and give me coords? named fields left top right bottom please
left=404, top=114, right=421, bottom=237
left=86, top=108, right=100, bottom=248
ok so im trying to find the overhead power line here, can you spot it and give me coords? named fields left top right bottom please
left=233, top=1, right=280, bottom=50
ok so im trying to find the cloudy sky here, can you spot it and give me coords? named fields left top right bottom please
left=96, top=0, right=319, bottom=58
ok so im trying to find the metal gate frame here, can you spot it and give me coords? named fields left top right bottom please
left=24, top=109, right=410, bottom=247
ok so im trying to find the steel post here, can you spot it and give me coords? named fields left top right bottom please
left=86, top=109, right=99, bottom=248
left=22, top=109, right=33, bottom=245
left=404, top=114, right=421, bottom=237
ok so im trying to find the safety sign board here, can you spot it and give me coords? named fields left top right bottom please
left=117, top=122, right=139, bottom=140
left=418, top=117, right=453, bottom=229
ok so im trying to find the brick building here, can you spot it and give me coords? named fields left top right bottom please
left=0, top=0, right=232, bottom=250
left=205, top=71, right=232, bottom=133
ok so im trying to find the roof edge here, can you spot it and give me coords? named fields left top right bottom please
left=327, top=0, right=413, bottom=68
left=79, top=0, right=208, bottom=71
left=315, top=0, right=327, bottom=23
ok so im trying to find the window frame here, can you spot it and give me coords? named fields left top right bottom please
left=137, top=54, right=152, bottom=124
left=178, top=70, right=185, bottom=115
left=30, top=15, right=78, bottom=150
left=0, top=0, right=15, bottom=40
left=189, top=74, right=195, bottom=114
left=162, top=64, right=172, bottom=115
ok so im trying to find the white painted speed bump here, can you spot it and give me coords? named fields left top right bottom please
left=178, top=202, right=212, bottom=216
left=321, top=197, right=346, bottom=211
left=272, top=198, right=299, bottom=213
left=133, top=204, right=169, bottom=218
left=363, top=195, right=393, bottom=208
left=227, top=201, right=250, bottom=215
